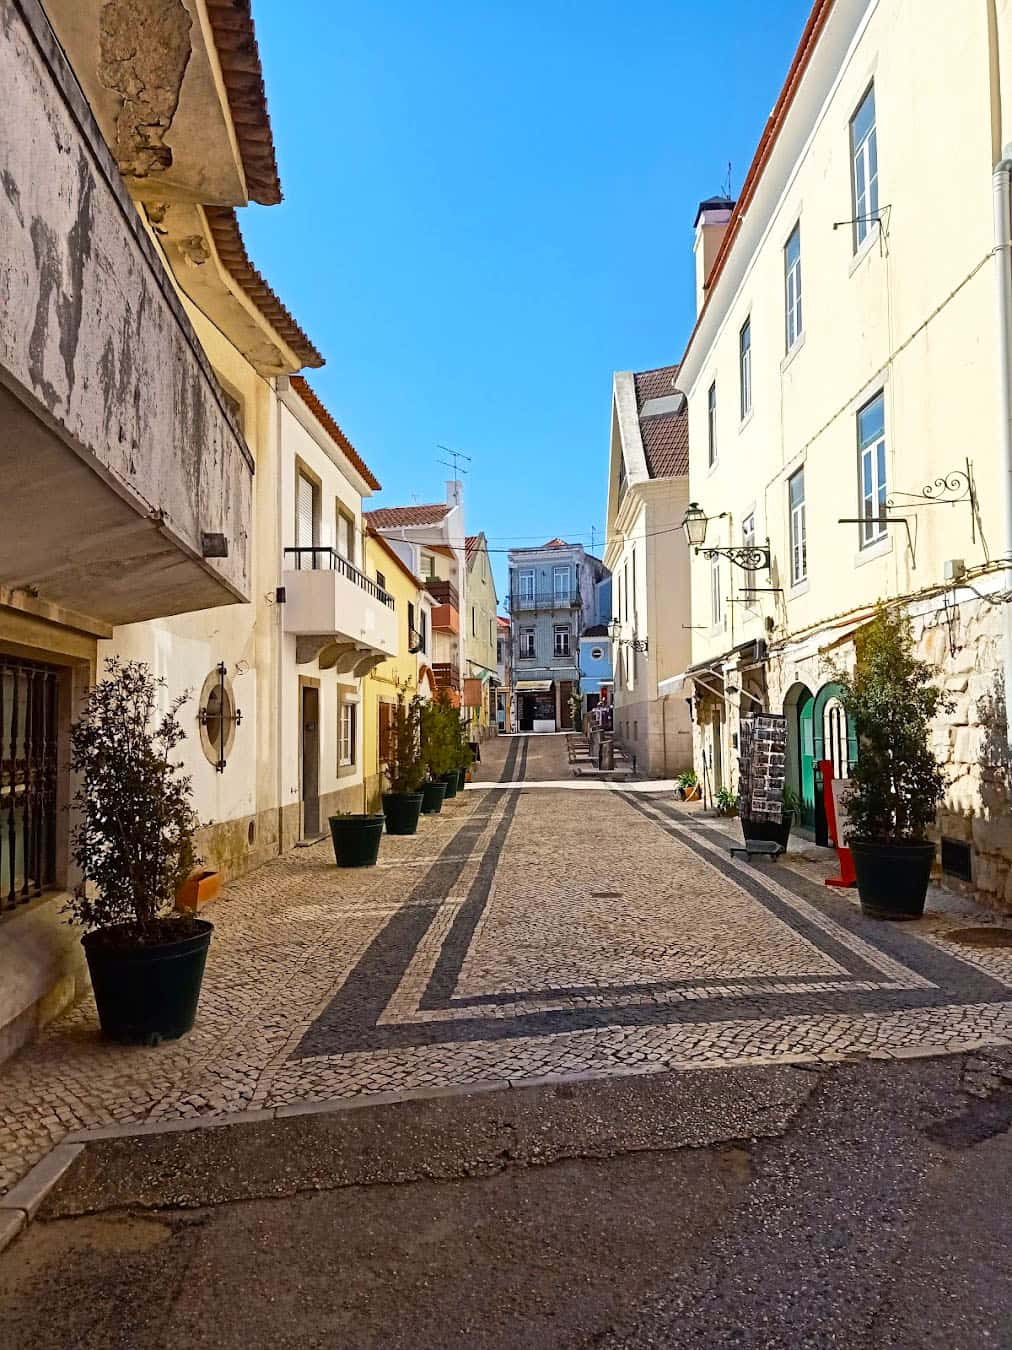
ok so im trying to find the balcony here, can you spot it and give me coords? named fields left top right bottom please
left=282, top=548, right=398, bottom=672
left=0, top=2, right=252, bottom=626
left=433, top=663, right=462, bottom=691
left=426, top=580, right=459, bottom=608
left=507, top=589, right=580, bottom=614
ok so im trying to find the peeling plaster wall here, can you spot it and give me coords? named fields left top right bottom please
left=0, top=0, right=251, bottom=618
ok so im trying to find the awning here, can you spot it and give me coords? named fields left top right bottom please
left=657, top=671, right=687, bottom=697
left=515, top=680, right=553, bottom=693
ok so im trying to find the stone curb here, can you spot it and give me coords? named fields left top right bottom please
left=1, top=1036, right=1008, bottom=1257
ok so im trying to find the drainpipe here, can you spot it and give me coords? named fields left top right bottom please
left=992, top=155, right=1012, bottom=748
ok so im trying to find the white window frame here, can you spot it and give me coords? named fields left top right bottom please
left=707, top=381, right=717, bottom=467
left=858, top=391, right=887, bottom=546
left=739, top=317, right=752, bottom=420
left=710, top=553, right=721, bottom=626
left=789, top=467, right=807, bottom=584
left=339, top=699, right=356, bottom=767
left=519, top=627, right=536, bottom=659
left=518, top=568, right=536, bottom=603
left=850, top=84, right=879, bottom=252
left=553, top=624, right=571, bottom=659
left=553, top=565, right=570, bottom=604
left=784, top=223, right=802, bottom=352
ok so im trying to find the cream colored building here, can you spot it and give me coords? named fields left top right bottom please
left=464, top=533, right=499, bottom=737
left=604, top=366, right=693, bottom=776
left=676, top=0, right=1012, bottom=911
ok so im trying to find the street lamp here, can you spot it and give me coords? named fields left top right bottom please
left=608, top=617, right=648, bottom=654
left=680, top=502, right=772, bottom=572
left=681, top=502, right=709, bottom=549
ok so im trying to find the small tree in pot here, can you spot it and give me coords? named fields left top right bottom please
left=68, top=658, right=211, bottom=1044
left=382, top=687, right=426, bottom=834
left=837, top=605, right=949, bottom=919
left=419, top=698, right=451, bottom=814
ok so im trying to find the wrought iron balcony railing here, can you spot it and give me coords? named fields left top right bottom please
left=507, top=589, right=580, bottom=613
left=433, top=663, right=461, bottom=690
left=425, top=579, right=459, bottom=609
left=284, top=547, right=395, bottom=608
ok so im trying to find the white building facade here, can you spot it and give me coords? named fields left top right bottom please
left=677, top=0, right=1012, bottom=912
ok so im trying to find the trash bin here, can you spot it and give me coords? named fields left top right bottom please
left=599, top=737, right=615, bottom=771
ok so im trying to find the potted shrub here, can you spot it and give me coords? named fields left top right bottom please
left=68, top=659, right=211, bottom=1045
left=836, top=605, right=949, bottom=919
left=427, top=690, right=460, bottom=798
left=382, top=688, right=426, bottom=835
left=329, top=810, right=385, bottom=867
left=740, top=786, right=799, bottom=852
left=676, top=769, right=700, bottom=801
left=420, top=698, right=452, bottom=814
left=715, top=787, right=738, bottom=817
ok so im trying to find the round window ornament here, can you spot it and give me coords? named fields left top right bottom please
left=198, top=662, right=242, bottom=772
left=590, top=646, right=604, bottom=661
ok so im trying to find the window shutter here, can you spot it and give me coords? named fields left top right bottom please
left=297, top=474, right=315, bottom=554
left=378, top=702, right=394, bottom=765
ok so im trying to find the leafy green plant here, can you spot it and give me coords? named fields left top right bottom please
left=836, top=604, right=950, bottom=843
left=715, top=787, right=738, bottom=816
left=677, top=769, right=698, bottom=789
left=383, top=687, right=426, bottom=794
left=420, top=696, right=454, bottom=779
left=781, top=786, right=802, bottom=816
left=67, top=659, right=199, bottom=940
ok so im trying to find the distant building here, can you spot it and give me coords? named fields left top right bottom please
left=463, top=533, right=499, bottom=739
left=507, top=540, right=609, bottom=732
left=604, top=365, right=693, bottom=775
left=578, top=625, right=613, bottom=726
left=496, top=615, right=513, bottom=732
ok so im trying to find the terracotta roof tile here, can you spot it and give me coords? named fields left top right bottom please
left=633, top=365, right=679, bottom=410
left=364, top=503, right=451, bottom=529
left=204, top=207, right=323, bottom=368
left=205, top=0, right=282, bottom=206
left=633, top=364, right=688, bottom=479
left=289, top=377, right=380, bottom=490
left=465, top=533, right=484, bottom=562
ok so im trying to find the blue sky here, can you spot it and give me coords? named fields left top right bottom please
left=244, top=1, right=812, bottom=601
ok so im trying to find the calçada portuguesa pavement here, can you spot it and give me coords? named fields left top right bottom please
left=1, top=731, right=1011, bottom=1204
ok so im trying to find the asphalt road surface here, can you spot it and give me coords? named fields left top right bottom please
left=1, top=1050, right=1010, bottom=1349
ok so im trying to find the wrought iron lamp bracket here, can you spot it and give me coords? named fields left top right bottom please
left=697, top=540, right=772, bottom=572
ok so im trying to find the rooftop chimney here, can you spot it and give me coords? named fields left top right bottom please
left=693, top=197, right=735, bottom=315
left=446, top=480, right=463, bottom=508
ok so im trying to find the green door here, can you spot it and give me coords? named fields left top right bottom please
left=798, top=688, right=816, bottom=829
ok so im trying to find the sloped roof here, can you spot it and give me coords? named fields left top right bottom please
left=366, top=528, right=425, bottom=589
left=204, top=207, right=323, bottom=368
left=364, top=503, right=451, bottom=529
left=465, top=533, right=483, bottom=561
left=205, top=0, right=282, bottom=206
left=289, top=377, right=381, bottom=490
left=543, top=537, right=568, bottom=548
left=632, top=364, right=688, bottom=479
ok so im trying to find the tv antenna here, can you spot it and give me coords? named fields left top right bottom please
left=721, top=161, right=733, bottom=200
left=436, top=444, right=472, bottom=478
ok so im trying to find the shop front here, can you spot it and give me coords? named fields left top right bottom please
left=515, top=680, right=556, bottom=732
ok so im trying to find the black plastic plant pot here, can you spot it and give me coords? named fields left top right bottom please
left=456, top=768, right=467, bottom=793
left=421, top=780, right=447, bottom=814
left=382, top=792, right=424, bottom=836
left=329, top=813, right=384, bottom=867
left=440, top=771, right=458, bottom=800
left=850, top=839, right=935, bottom=919
left=82, top=920, right=213, bottom=1045
left=741, top=812, right=793, bottom=852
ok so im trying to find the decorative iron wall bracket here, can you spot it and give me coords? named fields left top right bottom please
left=697, top=540, right=772, bottom=572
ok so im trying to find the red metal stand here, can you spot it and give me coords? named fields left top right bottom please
left=819, top=758, right=857, bottom=888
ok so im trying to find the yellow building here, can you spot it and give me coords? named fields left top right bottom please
left=362, top=530, right=434, bottom=810
left=675, top=0, right=1012, bottom=911
left=464, top=533, right=499, bottom=737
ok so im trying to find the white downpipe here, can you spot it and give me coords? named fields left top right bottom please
left=992, top=158, right=1012, bottom=748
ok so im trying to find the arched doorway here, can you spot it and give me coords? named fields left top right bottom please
left=812, top=682, right=858, bottom=845
left=783, top=682, right=815, bottom=830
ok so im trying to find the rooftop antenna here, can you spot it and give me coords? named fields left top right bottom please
left=721, top=161, right=733, bottom=200
left=436, top=444, right=472, bottom=479
left=590, top=524, right=596, bottom=554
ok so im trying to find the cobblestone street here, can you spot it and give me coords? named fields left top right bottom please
left=2, top=734, right=1011, bottom=1199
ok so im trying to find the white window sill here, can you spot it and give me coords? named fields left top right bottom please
left=781, top=332, right=806, bottom=375
left=854, top=532, right=892, bottom=568
left=788, top=576, right=810, bottom=597
left=848, top=224, right=880, bottom=278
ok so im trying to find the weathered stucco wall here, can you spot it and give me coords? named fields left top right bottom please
left=0, top=0, right=251, bottom=621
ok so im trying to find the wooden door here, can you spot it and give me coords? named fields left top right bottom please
left=301, top=685, right=320, bottom=837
